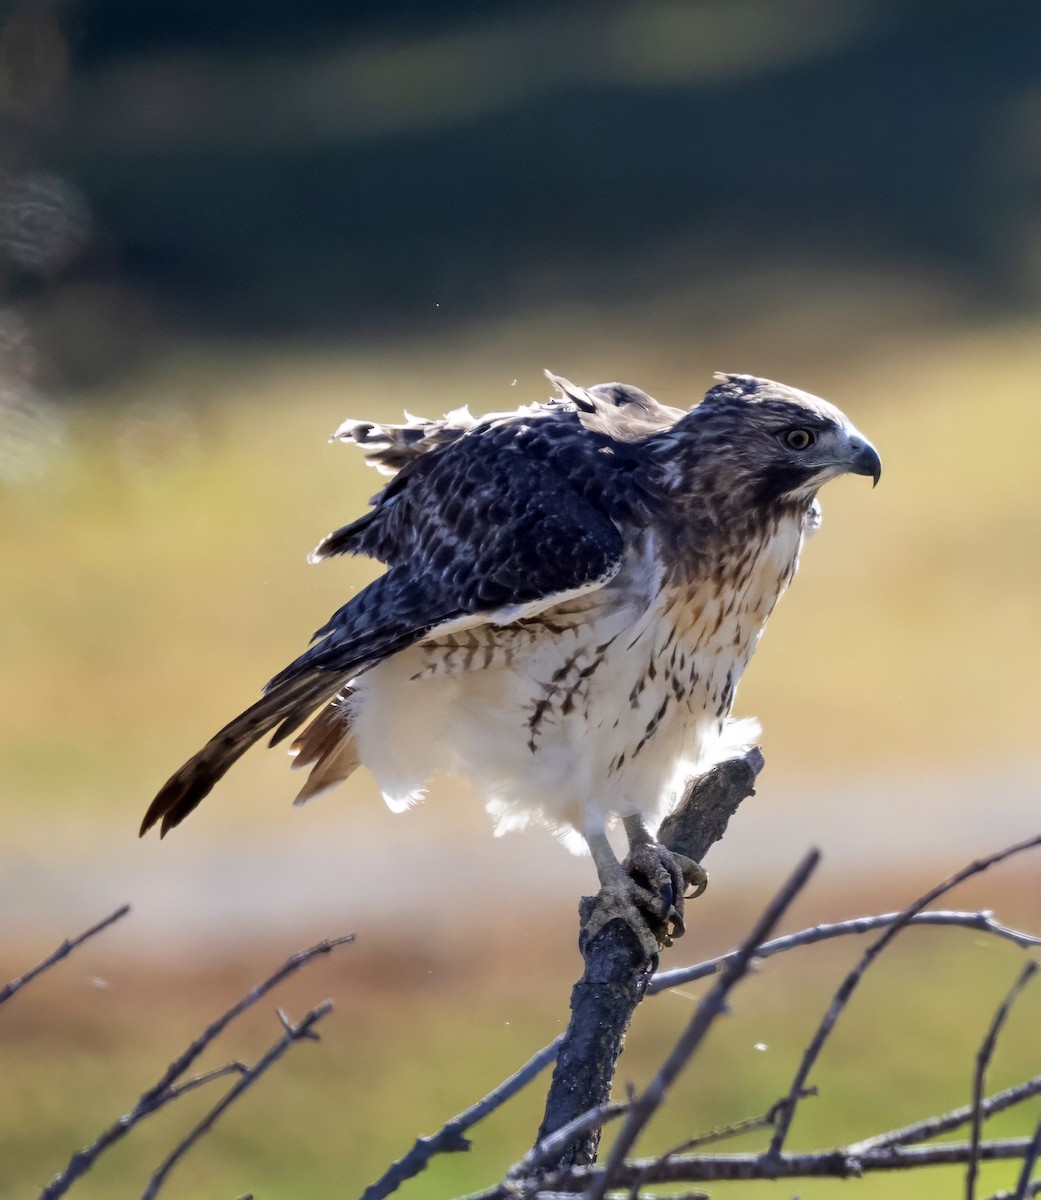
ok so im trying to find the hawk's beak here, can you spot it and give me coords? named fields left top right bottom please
left=847, top=437, right=881, bottom=487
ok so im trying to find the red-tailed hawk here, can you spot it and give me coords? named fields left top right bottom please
left=142, top=372, right=879, bottom=940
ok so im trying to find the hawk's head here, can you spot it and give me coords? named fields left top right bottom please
left=661, top=373, right=880, bottom=509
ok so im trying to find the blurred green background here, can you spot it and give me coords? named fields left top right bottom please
left=1, top=1, right=1040, bottom=1197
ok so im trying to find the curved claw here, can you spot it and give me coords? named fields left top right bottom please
left=586, top=830, right=708, bottom=954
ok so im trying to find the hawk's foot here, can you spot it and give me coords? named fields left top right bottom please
left=585, top=829, right=709, bottom=957
left=582, top=880, right=664, bottom=963
left=623, top=840, right=708, bottom=946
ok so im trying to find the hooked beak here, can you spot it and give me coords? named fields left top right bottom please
left=847, top=436, right=882, bottom=487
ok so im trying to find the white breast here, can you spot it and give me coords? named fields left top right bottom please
left=349, top=516, right=806, bottom=852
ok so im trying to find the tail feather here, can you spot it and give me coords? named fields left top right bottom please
left=140, top=673, right=340, bottom=838
left=289, top=697, right=360, bottom=805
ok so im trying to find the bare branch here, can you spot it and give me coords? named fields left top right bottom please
left=1013, top=1105, right=1041, bottom=1200
left=165, top=1062, right=249, bottom=1101
left=140, top=1002, right=332, bottom=1200
left=137, top=933, right=354, bottom=1113
left=39, top=933, right=355, bottom=1200
left=0, top=905, right=130, bottom=1007
left=465, top=906, right=1041, bottom=1186
left=658, top=747, right=766, bottom=864
left=525, top=1137, right=1041, bottom=1193
left=445, top=895, right=1041, bottom=1199
left=986, top=1186, right=1041, bottom=1200
left=619, top=1089, right=818, bottom=1199
left=587, top=848, right=820, bottom=1200
left=650, top=909, right=1041, bottom=995
left=663, top=1088, right=819, bottom=1156
left=767, top=834, right=1041, bottom=1158
left=847, top=1074, right=1041, bottom=1155
left=518, top=1104, right=630, bottom=1178
left=968, top=962, right=1038, bottom=1200
left=360, top=1035, right=564, bottom=1200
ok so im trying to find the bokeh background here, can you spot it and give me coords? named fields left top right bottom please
left=2, top=1, right=1040, bottom=1197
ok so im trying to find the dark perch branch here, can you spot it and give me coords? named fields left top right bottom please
left=649, top=908, right=1041, bottom=995
left=533, top=747, right=764, bottom=1167
left=366, top=911, right=1040, bottom=1200
left=588, top=850, right=819, bottom=1200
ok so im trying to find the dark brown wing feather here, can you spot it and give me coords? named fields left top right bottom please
left=140, top=672, right=340, bottom=837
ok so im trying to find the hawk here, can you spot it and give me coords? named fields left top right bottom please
left=142, top=371, right=879, bottom=942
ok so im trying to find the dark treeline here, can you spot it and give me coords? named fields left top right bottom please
left=4, top=0, right=1041, bottom=357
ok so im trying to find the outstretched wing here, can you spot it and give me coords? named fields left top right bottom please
left=141, top=416, right=628, bottom=838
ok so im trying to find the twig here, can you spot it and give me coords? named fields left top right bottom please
left=767, top=833, right=1041, bottom=1158
left=588, top=848, right=820, bottom=1200
left=620, top=1089, right=818, bottom=1199
left=987, top=1187, right=1041, bottom=1200
left=164, top=1062, right=249, bottom=1100
left=650, top=909, right=1041, bottom=995
left=662, top=1088, right=819, bottom=1156
left=518, top=1104, right=630, bottom=1177
left=1013, top=1105, right=1041, bottom=1200
left=39, top=933, right=355, bottom=1200
left=847, top=1073, right=1041, bottom=1155
left=135, top=933, right=355, bottom=1115
left=968, top=962, right=1038, bottom=1200
left=462, top=906, right=1041, bottom=1192
left=360, top=1035, right=563, bottom=1200
left=0, top=905, right=131, bottom=1007
left=140, top=1002, right=332, bottom=1200
left=519, top=1137, right=1041, bottom=1193
left=471, top=906, right=1041, bottom=1176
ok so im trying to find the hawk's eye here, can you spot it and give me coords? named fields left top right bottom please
left=783, top=428, right=816, bottom=451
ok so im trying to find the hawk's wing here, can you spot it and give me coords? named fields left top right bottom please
left=141, top=415, right=627, bottom=837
